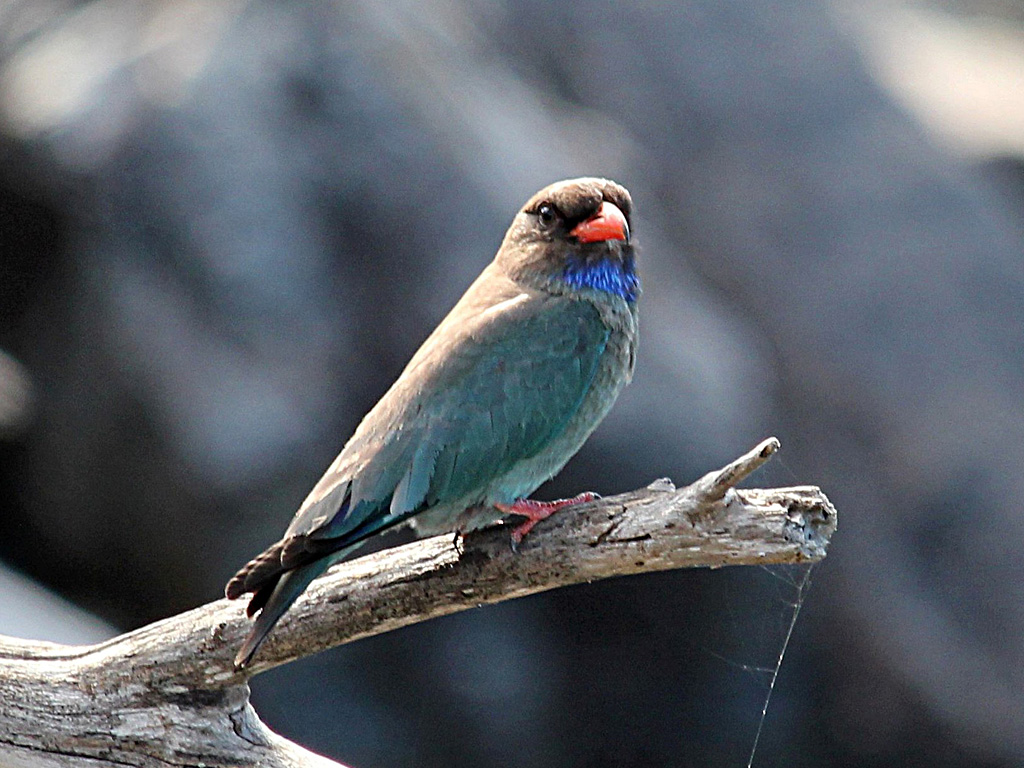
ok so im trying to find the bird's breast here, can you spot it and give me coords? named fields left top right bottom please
left=463, top=297, right=637, bottom=525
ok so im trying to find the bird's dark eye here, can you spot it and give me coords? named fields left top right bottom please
left=537, top=203, right=558, bottom=227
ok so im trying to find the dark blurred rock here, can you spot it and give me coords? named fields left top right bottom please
left=0, top=1, right=1021, bottom=766
left=0, top=348, right=33, bottom=436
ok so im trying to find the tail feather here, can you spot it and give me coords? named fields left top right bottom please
left=243, top=574, right=280, bottom=618
left=228, top=505, right=424, bottom=668
left=225, top=540, right=287, bottom=600
left=234, top=561, right=327, bottom=668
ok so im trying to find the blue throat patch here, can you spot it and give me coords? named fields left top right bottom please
left=562, top=253, right=639, bottom=302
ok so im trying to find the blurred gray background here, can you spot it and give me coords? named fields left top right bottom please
left=1, top=1, right=1022, bottom=766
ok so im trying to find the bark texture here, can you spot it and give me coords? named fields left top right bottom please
left=0, top=438, right=836, bottom=768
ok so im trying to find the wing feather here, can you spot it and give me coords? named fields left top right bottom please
left=231, top=294, right=609, bottom=597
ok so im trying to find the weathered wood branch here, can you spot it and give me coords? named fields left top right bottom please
left=0, top=438, right=836, bottom=768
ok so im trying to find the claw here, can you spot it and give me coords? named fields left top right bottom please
left=495, top=492, right=600, bottom=546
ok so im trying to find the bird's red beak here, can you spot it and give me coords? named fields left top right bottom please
left=569, top=201, right=629, bottom=244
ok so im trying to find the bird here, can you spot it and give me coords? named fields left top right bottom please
left=225, top=177, right=639, bottom=668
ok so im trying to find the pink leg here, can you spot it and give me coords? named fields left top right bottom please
left=495, top=492, right=599, bottom=546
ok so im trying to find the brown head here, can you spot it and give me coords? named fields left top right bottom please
left=496, top=178, right=637, bottom=301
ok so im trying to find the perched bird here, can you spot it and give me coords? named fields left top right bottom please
left=226, top=177, right=639, bottom=667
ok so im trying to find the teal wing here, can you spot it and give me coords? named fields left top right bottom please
left=300, top=295, right=609, bottom=546
left=225, top=295, right=610, bottom=664
left=228, top=295, right=610, bottom=601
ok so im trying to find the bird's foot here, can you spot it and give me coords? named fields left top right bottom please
left=496, top=492, right=600, bottom=548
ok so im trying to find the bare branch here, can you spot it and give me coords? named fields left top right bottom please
left=0, top=438, right=836, bottom=768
